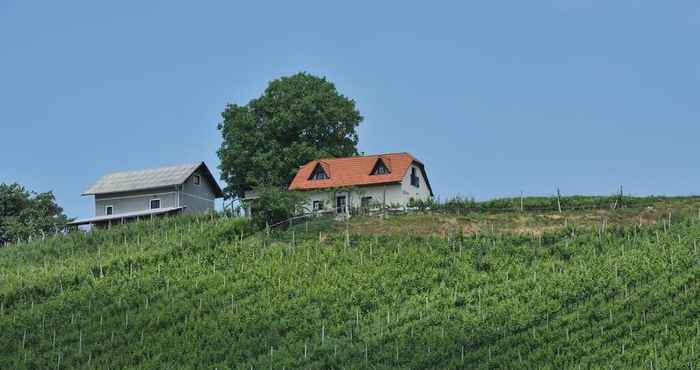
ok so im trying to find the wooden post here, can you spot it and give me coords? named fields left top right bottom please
left=345, top=224, right=350, bottom=248
left=619, top=185, right=624, bottom=208
left=557, top=188, right=562, bottom=213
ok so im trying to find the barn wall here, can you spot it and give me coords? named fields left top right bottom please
left=180, top=169, right=216, bottom=213
left=94, top=186, right=178, bottom=216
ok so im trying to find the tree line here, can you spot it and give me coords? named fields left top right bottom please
left=0, top=183, right=69, bottom=245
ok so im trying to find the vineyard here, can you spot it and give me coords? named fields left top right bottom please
left=2, top=202, right=700, bottom=369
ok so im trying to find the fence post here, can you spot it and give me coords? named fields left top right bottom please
left=557, top=188, right=562, bottom=213
left=619, top=185, right=624, bottom=208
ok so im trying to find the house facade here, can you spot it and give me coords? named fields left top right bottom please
left=287, top=152, right=433, bottom=215
left=68, top=162, right=223, bottom=227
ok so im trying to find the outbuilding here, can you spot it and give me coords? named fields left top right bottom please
left=68, top=162, right=223, bottom=227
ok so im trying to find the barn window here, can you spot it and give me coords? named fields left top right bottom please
left=313, top=200, right=324, bottom=211
left=309, top=164, right=329, bottom=180
left=105, top=205, right=113, bottom=215
left=150, top=199, right=161, bottom=210
left=194, top=175, right=201, bottom=185
left=410, top=167, right=420, bottom=187
left=371, top=159, right=390, bottom=175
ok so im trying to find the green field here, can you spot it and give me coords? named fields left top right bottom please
left=2, top=200, right=700, bottom=369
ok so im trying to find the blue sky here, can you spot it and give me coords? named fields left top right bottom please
left=1, top=1, right=699, bottom=219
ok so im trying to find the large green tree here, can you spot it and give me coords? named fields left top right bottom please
left=0, top=183, right=70, bottom=245
left=217, top=72, right=363, bottom=199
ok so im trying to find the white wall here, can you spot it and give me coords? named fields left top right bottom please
left=400, top=164, right=432, bottom=203
left=300, top=184, right=399, bottom=213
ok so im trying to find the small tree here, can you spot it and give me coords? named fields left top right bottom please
left=245, top=187, right=306, bottom=229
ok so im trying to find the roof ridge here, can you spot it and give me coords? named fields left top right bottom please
left=313, top=152, right=413, bottom=162
left=103, top=162, right=202, bottom=177
left=82, top=161, right=224, bottom=197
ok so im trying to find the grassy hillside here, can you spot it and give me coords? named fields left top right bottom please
left=2, top=202, right=700, bottom=369
left=336, top=196, right=700, bottom=237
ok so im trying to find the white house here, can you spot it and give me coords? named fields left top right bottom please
left=287, top=152, right=433, bottom=215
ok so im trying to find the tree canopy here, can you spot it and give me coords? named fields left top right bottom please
left=217, top=72, right=363, bottom=199
left=0, top=183, right=70, bottom=245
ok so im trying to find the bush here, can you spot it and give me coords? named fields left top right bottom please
left=213, top=218, right=255, bottom=243
left=244, top=186, right=306, bottom=229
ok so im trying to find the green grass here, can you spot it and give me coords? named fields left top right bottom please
left=1, top=204, right=700, bottom=369
left=336, top=196, right=700, bottom=238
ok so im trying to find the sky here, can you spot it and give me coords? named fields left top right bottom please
left=1, top=1, right=700, bottom=219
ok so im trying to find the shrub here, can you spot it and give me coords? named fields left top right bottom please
left=244, top=186, right=306, bottom=228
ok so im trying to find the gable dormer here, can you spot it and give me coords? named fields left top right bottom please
left=370, top=158, right=391, bottom=176
left=308, top=162, right=329, bottom=180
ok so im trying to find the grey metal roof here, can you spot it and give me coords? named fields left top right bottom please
left=82, top=162, right=223, bottom=196
left=67, top=207, right=184, bottom=226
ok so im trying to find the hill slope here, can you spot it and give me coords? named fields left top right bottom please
left=1, top=208, right=700, bottom=369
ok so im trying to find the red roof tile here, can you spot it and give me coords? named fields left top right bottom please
left=289, top=152, right=425, bottom=191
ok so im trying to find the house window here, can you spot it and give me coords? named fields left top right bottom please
left=410, top=167, right=420, bottom=187
left=313, top=200, right=324, bottom=211
left=336, top=196, right=347, bottom=214
left=309, top=164, right=329, bottom=180
left=371, top=159, right=390, bottom=175
left=193, top=175, right=201, bottom=185
left=150, top=199, right=161, bottom=210
left=105, top=205, right=113, bottom=215
left=361, top=196, right=373, bottom=208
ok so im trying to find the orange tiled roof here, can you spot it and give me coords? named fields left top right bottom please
left=289, top=152, right=423, bottom=191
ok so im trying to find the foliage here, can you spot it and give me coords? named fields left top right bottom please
left=0, top=183, right=70, bottom=245
left=212, top=217, right=255, bottom=244
left=245, top=186, right=307, bottom=228
left=217, top=72, right=363, bottom=199
left=2, top=209, right=700, bottom=368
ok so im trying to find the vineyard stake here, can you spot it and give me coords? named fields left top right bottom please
left=557, top=188, right=562, bottom=213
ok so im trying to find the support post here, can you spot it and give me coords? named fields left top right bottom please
left=557, top=188, right=562, bottom=213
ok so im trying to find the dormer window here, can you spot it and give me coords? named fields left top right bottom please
left=371, top=159, right=390, bottom=175
left=309, top=163, right=329, bottom=180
